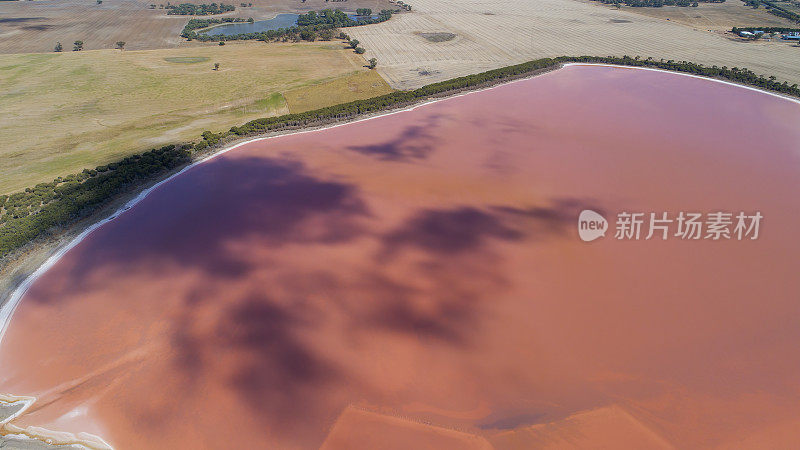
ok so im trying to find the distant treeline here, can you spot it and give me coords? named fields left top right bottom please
left=2, top=55, right=799, bottom=258
left=593, top=0, right=723, bottom=7
left=182, top=9, right=394, bottom=42
left=558, top=56, right=800, bottom=96
left=167, top=2, right=236, bottom=15
left=732, top=26, right=800, bottom=33
left=742, top=0, right=800, bottom=23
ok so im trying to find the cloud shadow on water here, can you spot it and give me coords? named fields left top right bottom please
left=345, top=114, right=446, bottom=162
left=36, top=155, right=372, bottom=300
left=17, top=149, right=604, bottom=446
left=217, top=296, right=339, bottom=428
left=378, top=198, right=594, bottom=258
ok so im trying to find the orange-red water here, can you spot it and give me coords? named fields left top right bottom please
left=1, top=65, right=799, bottom=448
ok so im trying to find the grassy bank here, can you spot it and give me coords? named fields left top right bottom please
left=1, top=55, right=798, bottom=264
left=0, top=41, right=390, bottom=195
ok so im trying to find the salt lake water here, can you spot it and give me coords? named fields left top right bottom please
left=1, top=65, right=799, bottom=449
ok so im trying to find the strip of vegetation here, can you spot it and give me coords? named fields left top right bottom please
left=182, top=9, right=394, bottom=42
left=227, top=56, right=799, bottom=139
left=741, top=0, right=800, bottom=23
left=167, top=2, right=236, bottom=15
left=0, top=146, right=190, bottom=257
left=559, top=56, right=800, bottom=95
left=732, top=26, right=800, bottom=33
left=2, top=55, right=798, bottom=259
left=591, top=0, right=722, bottom=7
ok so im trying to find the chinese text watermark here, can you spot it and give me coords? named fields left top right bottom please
left=579, top=210, right=762, bottom=242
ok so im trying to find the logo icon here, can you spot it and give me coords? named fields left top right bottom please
left=578, top=210, right=607, bottom=242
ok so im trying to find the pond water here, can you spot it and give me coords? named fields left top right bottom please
left=1, top=65, right=799, bottom=449
left=201, top=14, right=299, bottom=36
left=201, top=13, right=377, bottom=36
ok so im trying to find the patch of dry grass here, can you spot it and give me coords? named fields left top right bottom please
left=0, top=41, right=378, bottom=194
left=283, top=70, right=393, bottom=113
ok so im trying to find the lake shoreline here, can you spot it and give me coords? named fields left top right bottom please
left=0, top=62, right=565, bottom=322
left=5, top=55, right=800, bottom=330
left=1, top=61, right=799, bottom=449
left=0, top=59, right=563, bottom=450
left=3, top=60, right=800, bottom=329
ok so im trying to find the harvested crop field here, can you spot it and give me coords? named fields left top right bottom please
left=0, top=41, right=384, bottom=194
left=0, top=0, right=398, bottom=54
left=596, top=0, right=800, bottom=31
left=347, top=0, right=800, bottom=89
left=0, top=0, right=190, bottom=53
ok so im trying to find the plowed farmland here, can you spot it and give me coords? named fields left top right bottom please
left=347, top=0, right=800, bottom=89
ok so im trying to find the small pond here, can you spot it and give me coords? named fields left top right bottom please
left=201, top=13, right=378, bottom=36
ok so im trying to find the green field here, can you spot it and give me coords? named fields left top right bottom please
left=0, top=41, right=393, bottom=194
left=284, top=70, right=393, bottom=113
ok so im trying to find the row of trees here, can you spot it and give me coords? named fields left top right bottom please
left=0, top=146, right=191, bottom=257
left=343, top=36, right=367, bottom=53
left=732, top=26, right=800, bottom=33
left=595, top=0, right=719, bottom=6
left=4, top=55, right=799, bottom=258
left=166, top=2, right=236, bottom=15
left=557, top=55, right=800, bottom=95
left=743, top=0, right=800, bottom=23
left=182, top=9, right=394, bottom=42
left=192, top=56, right=800, bottom=151
left=54, top=41, right=126, bottom=52
left=53, top=41, right=84, bottom=51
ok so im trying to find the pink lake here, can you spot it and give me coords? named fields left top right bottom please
left=1, top=65, right=799, bottom=449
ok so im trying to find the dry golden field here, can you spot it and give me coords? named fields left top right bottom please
left=0, top=0, right=189, bottom=53
left=348, top=0, right=800, bottom=89
left=0, top=41, right=387, bottom=194
left=284, top=70, right=392, bottom=112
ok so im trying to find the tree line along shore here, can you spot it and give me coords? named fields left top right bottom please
left=1, top=55, right=799, bottom=263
